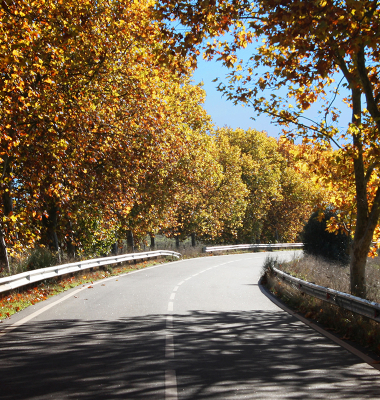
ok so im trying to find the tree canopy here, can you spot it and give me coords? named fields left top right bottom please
left=156, top=0, right=380, bottom=297
left=0, top=0, right=326, bottom=289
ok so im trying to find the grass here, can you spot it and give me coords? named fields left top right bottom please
left=262, top=254, right=380, bottom=358
left=277, top=254, right=380, bottom=303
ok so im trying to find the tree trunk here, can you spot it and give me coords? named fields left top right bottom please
left=191, top=232, right=196, bottom=247
left=127, top=230, right=134, bottom=253
left=150, top=234, right=155, bottom=250
left=42, top=204, right=61, bottom=262
left=175, top=236, right=180, bottom=249
left=350, top=240, right=368, bottom=298
left=0, top=228, right=9, bottom=273
left=0, top=178, right=14, bottom=273
left=66, top=220, right=76, bottom=259
left=349, top=46, right=380, bottom=297
left=111, top=242, right=118, bottom=255
left=0, top=190, right=13, bottom=273
left=349, top=85, right=367, bottom=297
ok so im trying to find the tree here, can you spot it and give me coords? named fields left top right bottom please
left=215, top=128, right=283, bottom=243
left=260, top=140, right=324, bottom=243
left=162, top=128, right=248, bottom=244
left=303, top=209, right=351, bottom=265
left=156, top=0, right=380, bottom=297
left=0, top=0, right=203, bottom=269
left=214, top=129, right=321, bottom=244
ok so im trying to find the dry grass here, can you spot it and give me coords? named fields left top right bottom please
left=263, top=254, right=380, bottom=358
left=278, top=254, right=380, bottom=303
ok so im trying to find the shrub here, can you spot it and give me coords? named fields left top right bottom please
left=302, top=210, right=350, bottom=264
left=26, top=247, right=56, bottom=270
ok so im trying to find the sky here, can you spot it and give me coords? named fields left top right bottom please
left=191, top=55, right=352, bottom=142
left=191, top=57, right=282, bottom=138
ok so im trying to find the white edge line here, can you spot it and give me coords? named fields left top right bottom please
left=0, top=253, right=268, bottom=338
left=0, top=260, right=182, bottom=338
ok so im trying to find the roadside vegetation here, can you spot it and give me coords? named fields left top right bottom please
left=262, top=255, right=380, bottom=358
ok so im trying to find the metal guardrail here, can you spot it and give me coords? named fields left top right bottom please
left=0, top=250, right=181, bottom=294
left=272, top=266, right=380, bottom=323
left=204, top=243, right=303, bottom=252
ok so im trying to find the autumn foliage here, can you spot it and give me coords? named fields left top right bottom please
left=0, top=0, right=324, bottom=279
left=0, top=0, right=208, bottom=268
left=156, top=0, right=380, bottom=297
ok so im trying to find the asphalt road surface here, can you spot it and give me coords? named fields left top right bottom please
left=1, top=251, right=380, bottom=399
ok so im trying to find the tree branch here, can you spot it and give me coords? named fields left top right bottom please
left=365, top=161, right=380, bottom=184
left=356, top=45, right=380, bottom=132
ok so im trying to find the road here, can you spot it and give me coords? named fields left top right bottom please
left=1, top=251, right=379, bottom=399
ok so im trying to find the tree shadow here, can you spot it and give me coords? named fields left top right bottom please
left=1, top=310, right=379, bottom=399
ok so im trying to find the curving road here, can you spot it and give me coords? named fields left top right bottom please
left=1, top=251, right=380, bottom=399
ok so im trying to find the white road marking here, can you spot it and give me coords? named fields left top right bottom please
left=165, top=370, right=178, bottom=400
left=0, top=260, right=184, bottom=338
left=165, top=334, right=175, bottom=358
left=173, top=286, right=179, bottom=292
left=0, top=286, right=85, bottom=338
left=166, top=315, right=173, bottom=329
left=167, top=302, right=174, bottom=312
left=170, top=293, right=176, bottom=300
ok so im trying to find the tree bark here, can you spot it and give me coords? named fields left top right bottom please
left=150, top=234, right=155, bottom=250
left=127, top=230, right=134, bottom=253
left=337, top=48, right=380, bottom=298
left=66, top=220, right=76, bottom=259
left=175, top=236, right=180, bottom=249
left=0, top=173, right=13, bottom=273
left=111, top=242, right=118, bottom=255
left=349, top=85, right=368, bottom=297
left=42, top=204, right=61, bottom=262
left=191, top=232, right=196, bottom=247
left=0, top=228, right=9, bottom=274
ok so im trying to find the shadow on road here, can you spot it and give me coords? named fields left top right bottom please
left=1, top=310, right=379, bottom=399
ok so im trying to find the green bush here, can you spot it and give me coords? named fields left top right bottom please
left=302, top=210, right=351, bottom=264
left=26, top=247, right=56, bottom=270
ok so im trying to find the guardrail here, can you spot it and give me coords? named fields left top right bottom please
left=0, top=250, right=181, bottom=294
left=271, top=266, right=380, bottom=323
left=204, top=243, right=303, bottom=252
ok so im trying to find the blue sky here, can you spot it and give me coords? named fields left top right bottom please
left=192, top=55, right=352, bottom=142
left=191, top=56, right=282, bottom=138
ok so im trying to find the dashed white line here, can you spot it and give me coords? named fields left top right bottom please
left=165, top=334, right=175, bottom=358
left=166, top=315, right=173, bottom=329
left=165, top=370, right=178, bottom=400
left=164, top=257, right=254, bottom=400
